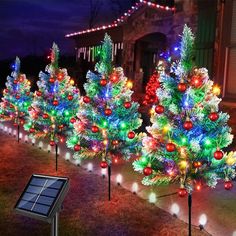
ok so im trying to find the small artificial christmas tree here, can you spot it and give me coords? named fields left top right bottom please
left=67, top=34, right=143, bottom=199
left=133, top=24, right=235, bottom=193
left=24, top=43, right=80, bottom=170
left=0, top=57, right=32, bottom=141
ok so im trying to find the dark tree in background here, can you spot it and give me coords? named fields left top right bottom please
left=89, top=0, right=103, bottom=29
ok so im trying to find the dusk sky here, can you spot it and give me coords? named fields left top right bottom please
left=0, top=0, right=132, bottom=60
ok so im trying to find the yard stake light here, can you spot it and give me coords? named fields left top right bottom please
left=101, top=168, right=106, bottom=178
left=149, top=192, right=156, bottom=203
left=132, top=182, right=138, bottom=194
left=171, top=203, right=180, bottom=217
left=65, top=152, right=71, bottom=161
left=199, top=214, right=207, bottom=230
left=116, top=174, right=122, bottom=185
left=87, top=163, right=93, bottom=172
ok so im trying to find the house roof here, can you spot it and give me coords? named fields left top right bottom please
left=65, top=0, right=176, bottom=38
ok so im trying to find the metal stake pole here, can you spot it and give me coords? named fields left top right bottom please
left=188, top=193, right=192, bottom=236
left=51, top=212, right=59, bottom=236
left=108, top=164, right=111, bottom=201
left=17, top=124, right=20, bottom=143
left=55, top=144, right=58, bottom=172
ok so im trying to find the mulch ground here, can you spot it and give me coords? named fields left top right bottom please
left=0, top=131, right=210, bottom=236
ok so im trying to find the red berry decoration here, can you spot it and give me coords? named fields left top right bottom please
left=43, top=113, right=49, bottom=119
left=128, top=131, right=135, bottom=139
left=112, top=140, right=119, bottom=145
left=155, top=105, right=164, bottom=114
left=36, top=91, right=42, bottom=96
left=191, top=75, right=203, bottom=88
left=193, top=161, right=202, bottom=168
left=67, top=94, right=73, bottom=101
left=178, top=188, right=188, bottom=197
left=100, top=161, right=108, bottom=168
left=166, top=142, right=176, bottom=152
left=208, top=112, right=219, bottom=121
left=224, top=181, right=233, bottom=190
left=214, top=149, right=224, bottom=160
left=53, top=100, right=59, bottom=106
left=143, top=166, right=153, bottom=176
left=100, top=79, right=107, bottom=86
left=83, top=96, right=91, bottom=103
left=178, top=82, right=187, bottom=92
left=74, top=144, right=81, bottom=152
left=29, top=128, right=35, bottom=133
left=70, top=117, right=76, bottom=124
left=50, top=140, right=55, bottom=146
left=124, top=101, right=131, bottom=109
left=91, top=125, right=99, bottom=133
left=104, top=108, right=112, bottom=116
left=49, top=77, right=55, bottom=83
left=183, top=120, right=193, bottom=130
left=58, top=124, right=64, bottom=129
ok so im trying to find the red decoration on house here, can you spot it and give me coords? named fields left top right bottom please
left=74, top=144, right=81, bottom=152
left=166, top=142, right=175, bottom=152
left=143, top=72, right=160, bottom=105
left=128, top=131, right=135, bottom=139
left=155, top=105, right=164, bottom=114
left=100, top=161, right=108, bottom=168
left=83, top=96, right=91, bottom=103
left=178, top=188, right=188, bottom=197
left=91, top=125, right=99, bottom=133
left=224, top=181, right=233, bottom=190
left=208, top=112, right=219, bottom=121
left=143, top=166, right=153, bottom=176
left=104, top=108, right=112, bottom=116
left=70, top=117, right=76, bottom=124
left=124, top=101, right=131, bottom=109
left=214, top=149, right=224, bottom=160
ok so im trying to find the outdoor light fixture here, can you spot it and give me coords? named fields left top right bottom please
left=24, top=135, right=28, bottom=143
left=38, top=141, right=43, bottom=149
left=19, top=132, right=23, bottom=140
left=87, top=163, right=93, bottom=172
left=132, top=182, right=138, bottom=194
left=8, top=127, right=12, bottom=134
left=4, top=126, right=8, bottom=132
left=171, top=203, right=180, bottom=217
left=101, top=168, right=106, bottom=178
left=65, top=152, right=71, bottom=161
left=199, top=213, right=207, bottom=230
left=31, top=138, right=35, bottom=146
left=116, top=174, right=122, bottom=185
left=13, top=129, right=17, bottom=136
left=47, top=144, right=51, bottom=153
left=149, top=192, right=156, bottom=203
left=75, top=158, right=81, bottom=166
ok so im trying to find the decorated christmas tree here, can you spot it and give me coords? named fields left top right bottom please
left=24, top=43, right=80, bottom=169
left=0, top=57, right=32, bottom=141
left=133, top=25, right=235, bottom=194
left=67, top=34, right=142, bottom=199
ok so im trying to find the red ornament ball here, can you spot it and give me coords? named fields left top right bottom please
left=67, top=94, right=73, bottom=101
left=100, top=161, right=108, bottom=168
left=214, top=150, right=224, bottom=160
left=53, top=100, right=59, bottom=106
left=128, top=131, right=135, bottom=139
left=191, top=75, right=203, bottom=88
left=166, top=142, right=176, bottom=152
left=155, top=105, right=164, bottom=114
left=178, top=82, right=187, bottom=92
left=29, top=128, right=35, bottom=133
left=26, top=91, right=30, bottom=96
left=91, top=125, right=99, bottom=133
left=183, top=120, right=193, bottom=130
left=224, top=181, right=233, bottom=190
left=104, top=108, right=112, bottom=116
left=5, top=89, right=9, bottom=93
left=36, top=91, right=42, bottom=96
left=124, top=101, right=131, bottom=109
left=13, top=123, right=18, bottom=127
left=70, top=117, right=76, bottom=124
left=143, top=166, right=153, bottom=176
left=100, top=79, right=107, bottom=86
left=208, top=112, right=219, bottom=121
left=74, top=144, right=81, bottom=152
left=49, top=77, right=55, bottom=83
left=13, top=80, right=18, bottom=84
left=83, top=96, right=91, bottom=103
left=16, top=95, right=20, bottom=99
left=178, top=188, right=188, bottom=197
left=49, top=140, right=55, bottom=146
left=43, top=113, right=49, bottom=119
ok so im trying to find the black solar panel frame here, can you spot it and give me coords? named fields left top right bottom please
left=14, top=174, right=69, bottom=223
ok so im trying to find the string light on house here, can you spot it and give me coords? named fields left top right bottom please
left=199, top=214, right=207, bottom=230
left=171, top=203, right=180, bottom=217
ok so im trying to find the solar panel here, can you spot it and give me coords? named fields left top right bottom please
left=15, top=174, right=69, bottom=223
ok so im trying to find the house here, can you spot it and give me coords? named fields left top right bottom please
left=66, top=0, right=236, bottom=101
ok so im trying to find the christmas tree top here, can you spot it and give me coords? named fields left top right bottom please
left=133, top=25, right=235, bottom=194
